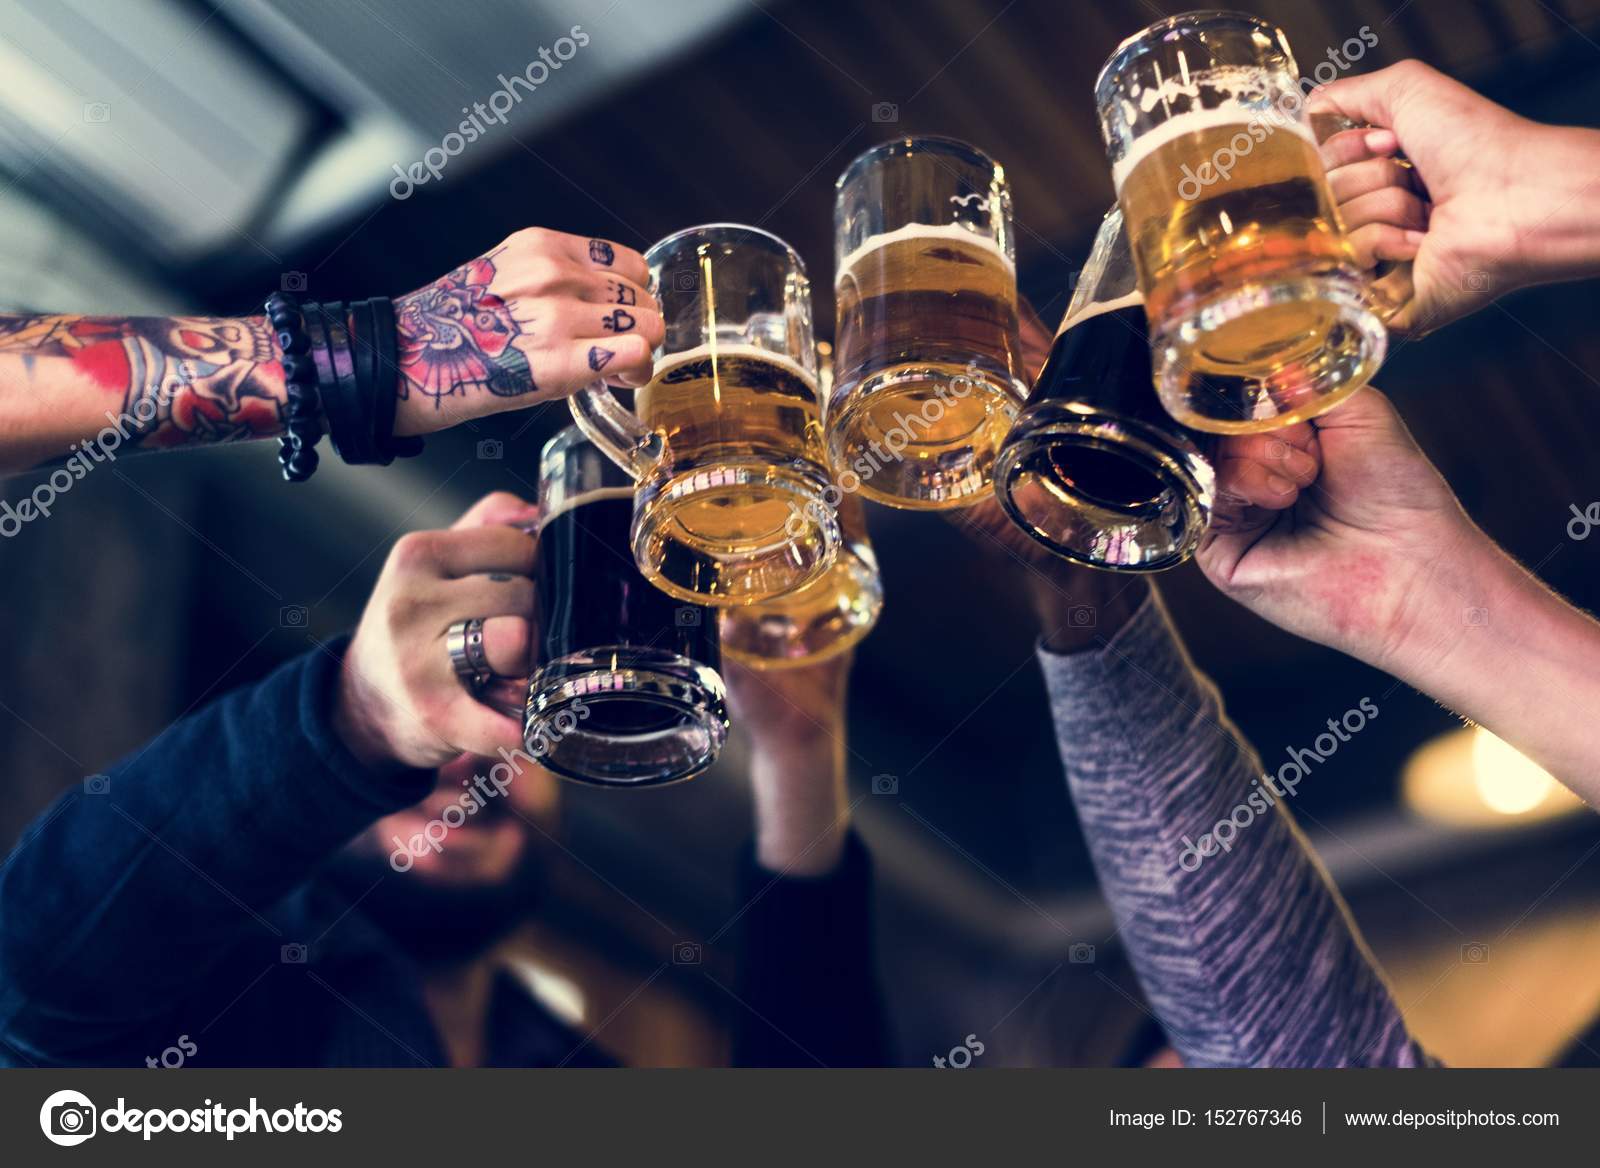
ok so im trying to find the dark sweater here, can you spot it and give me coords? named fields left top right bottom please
left=0, top=639, right=885, bottom=1068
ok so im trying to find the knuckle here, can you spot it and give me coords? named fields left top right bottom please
left=524, top=255, right=571, bottom=292
left=480, top=490, right=526, bottom=513
left=391, top=531, right=439, bottom=571
left=511, top=225, right=555, bottom=250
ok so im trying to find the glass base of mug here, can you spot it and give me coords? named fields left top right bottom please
left=719, top=541, right=884, bottom=669
left=632, top=459, right=840, bottom=606
left=827, top=361, right=1026, bottom=510
left=1151, top=273, right=1386, bottom=434
left=524, top=647, right=728, bottom=788
left=994, top=401, right=1216, bottom=573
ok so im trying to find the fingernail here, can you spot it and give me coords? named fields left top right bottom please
left=1404, top=229, right=1427, bottom=245
left=1265, top=473, right=1296, bottom=496
left=1364, top=129, right=1395, bottom=152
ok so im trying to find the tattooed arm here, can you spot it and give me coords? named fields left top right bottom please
left=0, top=229, right=662, bottom=477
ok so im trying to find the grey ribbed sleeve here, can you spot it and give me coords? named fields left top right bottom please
left=1037, top=591, right=1428, bottom=1067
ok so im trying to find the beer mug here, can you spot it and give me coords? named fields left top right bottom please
left=830, top=137, right=1029, bottom=509
left=524, top=427, right=728, bottom=787
left=995, top=207, right=1217, bottom=572
left=569, top=224, right=839, bottom=605
left=1096, top=11, right=1387, bottom=434
left=720, top=491, right=884, bottom=668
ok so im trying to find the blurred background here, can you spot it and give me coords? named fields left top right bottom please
left=4, top=0, right=1600, bottom=1067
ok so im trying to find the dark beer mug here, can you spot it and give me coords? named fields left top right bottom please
left=525, top=426, right=728, bottom=786
left=994, top=206, right=1217, bottom=572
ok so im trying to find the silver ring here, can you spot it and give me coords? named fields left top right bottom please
left=446, top=618, right=493, bottom=693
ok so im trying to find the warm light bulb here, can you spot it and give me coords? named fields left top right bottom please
left=1401, top=726, right=1582, bottom=828
left=1471, top=728, right=1555, bottom=816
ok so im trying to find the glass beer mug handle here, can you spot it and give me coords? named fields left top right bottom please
left=567, top=382, right=664, bottom=481
left=478, top=675, right=530, bottom=719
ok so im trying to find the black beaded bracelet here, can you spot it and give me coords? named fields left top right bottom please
left=265, top=292, right=323, bottom=482
left=266, top=290, right=420, bottom=478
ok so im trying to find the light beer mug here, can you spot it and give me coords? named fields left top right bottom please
left=994, top=206, right=1217, bottom=571
left=1096, top=11, right=1388, bottom=433
left=570, top=224, right=839, bottom=605
left=830, top=137, right=1029, bottom=509
left=720, top=491, right=884, bottom=668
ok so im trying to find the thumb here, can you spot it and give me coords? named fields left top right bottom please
left=1310, top=63, right=1411, bottom=137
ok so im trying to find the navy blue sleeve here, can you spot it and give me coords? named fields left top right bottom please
left=0, top=638, right=435, bottom=1066
left=732, top=832, right=888, bottom=1067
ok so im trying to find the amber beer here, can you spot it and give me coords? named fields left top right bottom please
left=1097, top=12, right=1387, bottom=434
left=721, top=493, right=883, bottom=668
left=569, top=224, right=839, bottom=606
left=829, top=138, right=1028, bottom=509
left=831, top=226, right=1023, bottom=507
left=633, top=343, right=831, bottom=601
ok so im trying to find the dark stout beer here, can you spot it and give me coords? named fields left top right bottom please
left=527, top=428, right=726, bottom=787
left=536, top=488, right=720, bottom=737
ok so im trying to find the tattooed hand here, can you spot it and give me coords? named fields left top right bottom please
left=391, top=228, right=662, bottom=436
left=0, top=228, right=659, bottom=476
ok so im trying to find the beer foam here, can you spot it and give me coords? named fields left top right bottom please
left=836, top=221, right=1015, bottom=284
left=1055, top=290, right=1145, bottom=339
left=540, top=483, right=634, bottom=524
left=1111, top=106, right=1317, bottom=191
left=650, top=342, right=818, bottom=391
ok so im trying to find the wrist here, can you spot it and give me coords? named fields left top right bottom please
left=331, top=653, right=403, bottom=772
left=1376, top=530, right=1530, bottom=691
left=749, top=737, right=849, bottom=875
left=1033, top=572, right=1150, bottom=653
left=1506, top=124, right=1600, bottom=289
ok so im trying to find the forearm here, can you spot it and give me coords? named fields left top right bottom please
left=0, top=313, right=287, bottom=476
left=1388, top=538, right=1600, bottom=805
left=749, top=735, right=849, bottom=876
left=1512, top=124, right=1600, bottom=289
left=1040, top=590, right=1425, bottom=1067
